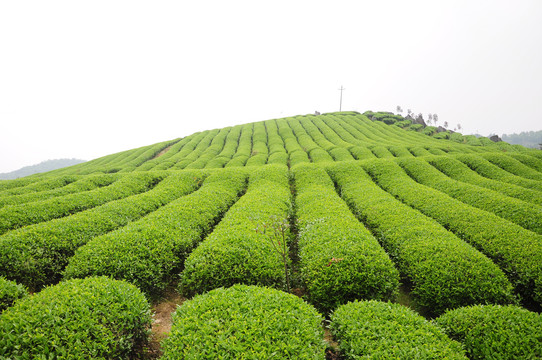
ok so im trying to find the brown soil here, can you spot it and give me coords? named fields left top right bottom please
left=142, top=290, right=186, bottom=359
left=324, top=328, right=341, bottom=359
left=152, top=145, right=173, bottom=160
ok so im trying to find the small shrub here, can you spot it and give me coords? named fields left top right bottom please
left=0, top=277, right=27, bottom=312
left=434, top=305, right=542, bottom=359
left=0, top=276, right=151, bottom=359
left=161, top=285, right=325, bottom=359
left=330, top=300, right=467, bottom=359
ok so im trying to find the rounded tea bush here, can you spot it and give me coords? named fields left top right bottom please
left=0, top=276, right=27, bottom=312
left=0, top=276, right=151, bottom=360
left=330, top=300, right=467, bottom=359
left=434, top=304, right=542, bottom=359
left=161, top=284, right=325, bottom=359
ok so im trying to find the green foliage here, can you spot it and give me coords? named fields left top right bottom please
left=434, top=305, right=542, bottom=359
left=433, top=131, right=450, bottom=139
left=362, top=158, right=542, bottom=308
left=0, top=277, right=27, bottom=312
left=369, top=145, right=394, bottom=158
left=409, top=123, right=424, bottom=131
left=161, top=285, right=325, bottom=359
left=0, top=174, right=117, bottom=208
left=0, top=171, right=203, bottom=290
left=294, top=164, right=399, bottom=314
left=396, top=119, right=412, bottom=128
left=397, top=157, right=542, bottom=234
left=64, top=169, right=246, bottom=298
left=456, top=153, right=542, bottom=192
left=330, top=300, right=467, bottom=359
left=327, top=162, right=516, bottom=315
left=423, top=125, right=437, bottom=136
left=180, top=165, right=292, bottom=296
left=428, top=156, right=542, bottom=206
left=482, top=153, right=542, bottom=181
left=0, top=276, right=151, bottom=360
left=0, top=172, right=162, bottom=235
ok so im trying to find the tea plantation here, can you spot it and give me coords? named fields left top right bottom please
left=1, top=111, right=541, bottom=359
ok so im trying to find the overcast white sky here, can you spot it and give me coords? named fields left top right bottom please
left=1, top=0, right=541, bottom=173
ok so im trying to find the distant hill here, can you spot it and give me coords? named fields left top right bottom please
left=0, top=158, right=86, bottom=179
left=502, top=130, right=542, bottom=149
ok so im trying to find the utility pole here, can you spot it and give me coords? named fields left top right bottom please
left=338, top=86, right=345, bottom=111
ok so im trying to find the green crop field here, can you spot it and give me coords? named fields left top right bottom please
left=1, top=111, right=541, bottom=359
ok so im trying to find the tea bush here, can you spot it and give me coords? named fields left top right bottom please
left=397, top=157, right=542, bottom=234
left=64, top=169, right=247, bottom=297
left=0, top=276, right=151, bottom=359
left=0, top=173, right=117, bottom=208
left=428, top=156, right=542, bottom=206
left=0, top=171, right=203, bottom=290
left=294, top=164, right=399, bottom=314
left=328, top=162, right=515, bottom=315
left=456, top=153, right=542, bottom=192
left=161, top=285, right=325, bottom=359
left=180, top=165, right=291, bottom=296
left=482, top=152, right=542, bottom=181
left=0, top=172, right=162, bottom=235
left=434, top=305, right=542, bottom=359
left=0, top=276, right=27, bottom=312
left=330, top=300, right=467, bottom=359
left=362, top=159, right=542, bottom=307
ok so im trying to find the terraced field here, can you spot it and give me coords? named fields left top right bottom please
left=1, top=111, right=541, bottom=359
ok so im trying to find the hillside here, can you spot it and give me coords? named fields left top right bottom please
left=1, top=111, right=541, bottom=359
left=0, top=158, right=86, bottom=180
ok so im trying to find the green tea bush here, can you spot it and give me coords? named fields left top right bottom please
left=309, top=148, right=335, bottom=162
left=507, top=152, right=542, bottom=172
left=369, top=145, right=394, bottom=158
left=134, top=136, right=188, bottom=171
left=64, top=169, right=247, bottom=298
left=362, top=158, right=542, bottom=307
left=396, top=119, right=412, bottom=128
left=397, top=157, right=542, bottom=234
left=434, top=305, right=542, bottom=359
left=408, top=146, right=433, bottom=156
left=319, top=115, right=366, bottom=148
left=409, top=123, right=424, bottom=132
left=348, top=145, right=376, bottom=159
left=205, top=125, right=242, bottom=168
left=427, top=146, right=448, bottom=155
left=328, top=162, right=515, bottom=315
left=294, top=164, right=399, bottom=314
left=0, top=173, right=117, bottom=208
left=0, top=172, right=162, bottom=235
left=428, top=156, right=542, bottom=206
left=330, top=300, right=467, bottom=359
left=174, top=129, right=221, bottom=169
left=423, top=125, right=437, bottom=136
left=388, top=145, right=414, bottom=157
left=161, top=285, right=325, bottom=359
left=329, top=146, right=355, bottom=161
left=151, top=131, right=208, bottom=170
left=185, top=127, right=231, bottom=169
left=482, top=152, right=542, bottom=181
left=456, top=154, right=542, bottom=192
left=289, top=149, right=311, bottom=166
left=0, top=276, right=151, bottom=360
left=433, top=131, right=450, bottom=139
left=0, top=171, right=203, bottom=290
left=0, top=276, right=27, bottom=312
left=180, top=165, right=291, bottom=296
left=0, top=175, right=79, bottom=196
